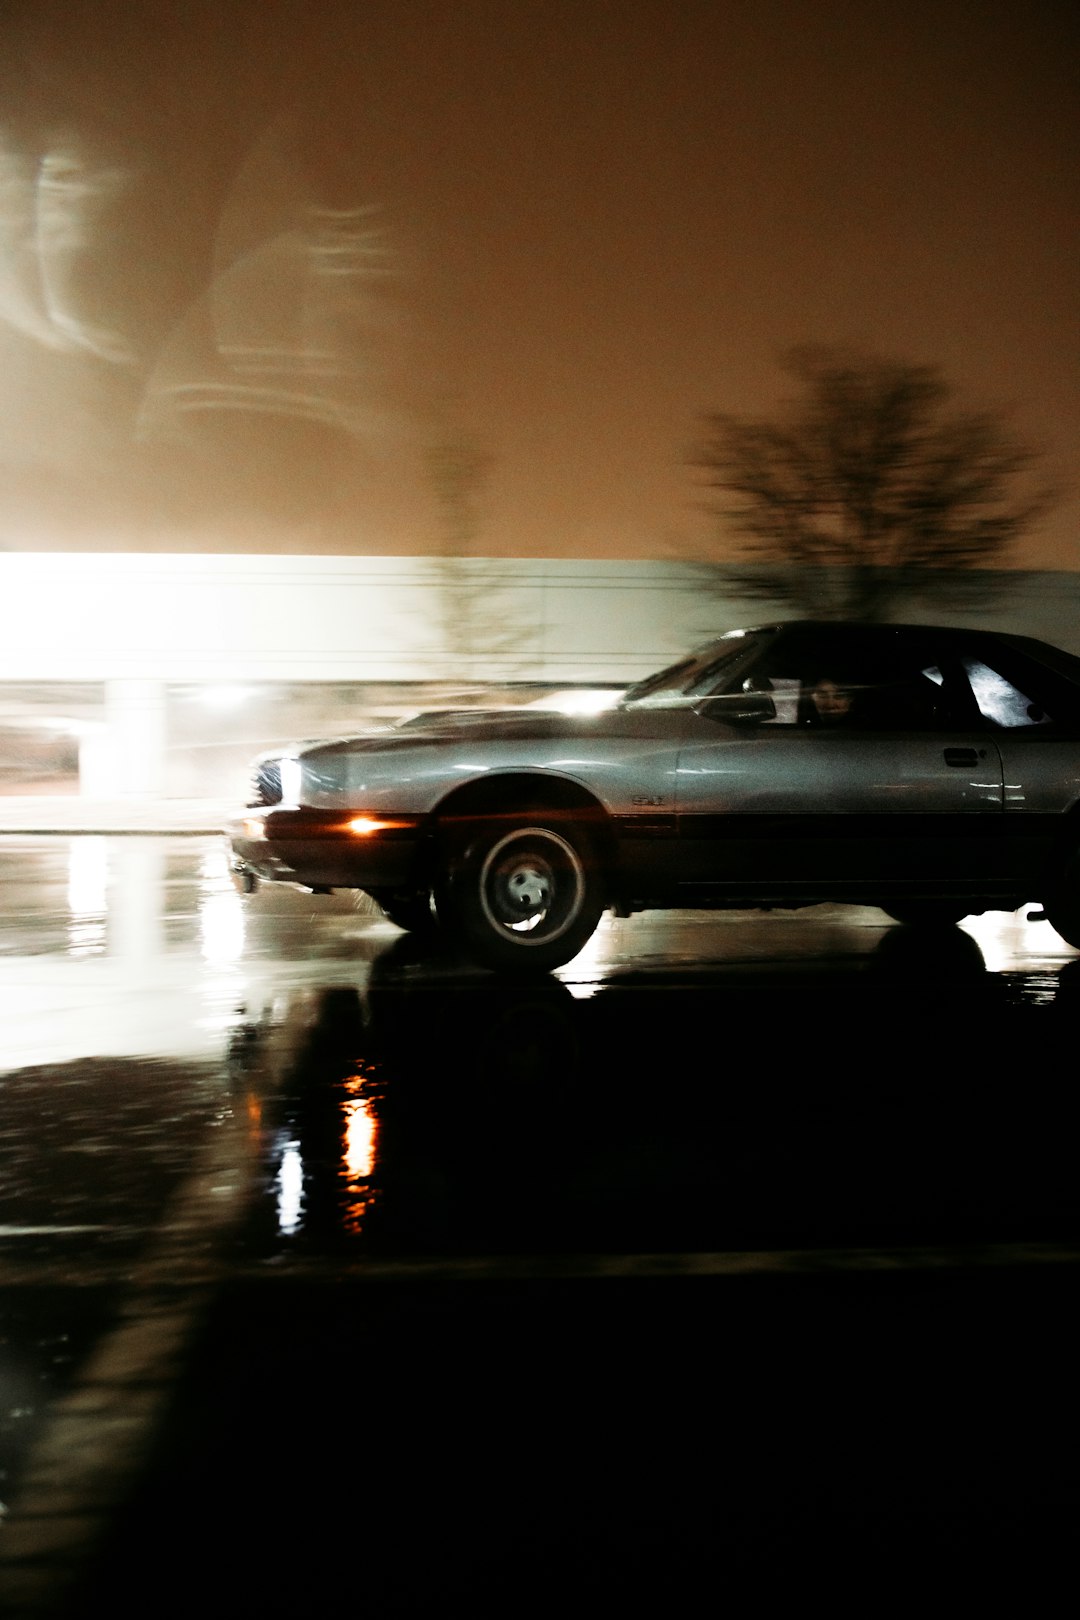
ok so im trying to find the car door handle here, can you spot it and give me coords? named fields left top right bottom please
left=943, top=747, right=984, bottom=766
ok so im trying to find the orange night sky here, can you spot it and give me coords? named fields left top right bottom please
left=1, top=0, right=1077, bottom=568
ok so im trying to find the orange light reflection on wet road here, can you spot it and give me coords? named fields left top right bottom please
left=340, top=1070, right=380, bottom=1234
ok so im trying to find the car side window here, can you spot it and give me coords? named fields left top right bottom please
left=743, top=666, right=948, bottom=730
left=962, top=658, right=1054, bottom=728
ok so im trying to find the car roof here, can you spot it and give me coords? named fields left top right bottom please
left=744, top=620, right=1008, bottom=637
left=730, top=621, right=1080, bottom=683
left=734, top=620, right=1068, bottom=651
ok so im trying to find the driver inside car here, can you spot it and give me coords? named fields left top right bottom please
left=808, top=677, right=856, bottom=725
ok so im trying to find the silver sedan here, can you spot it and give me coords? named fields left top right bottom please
left=226, top=620, right=1080, bottom=971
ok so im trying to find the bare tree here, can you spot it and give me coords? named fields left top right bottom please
left=424, top=415, right=534, bottom=687
left=692, top=346, right=1054, bottom=621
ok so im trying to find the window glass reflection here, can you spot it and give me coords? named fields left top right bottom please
left=963, top=659, right=1050, bottom=728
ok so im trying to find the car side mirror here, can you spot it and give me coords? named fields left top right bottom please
left=694, top=691, right=777, bottom=726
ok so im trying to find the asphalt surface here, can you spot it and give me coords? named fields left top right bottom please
left=1, top=808, right=1078, bottom=1615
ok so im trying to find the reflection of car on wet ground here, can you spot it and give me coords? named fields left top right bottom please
left=227, top=620, right=1080, bottom=971
left=243, top=931, right=1080, bottom=1260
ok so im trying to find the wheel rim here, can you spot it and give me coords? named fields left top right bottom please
left=478, top=827, right=586, bottom=946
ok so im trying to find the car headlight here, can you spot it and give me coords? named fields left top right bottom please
left=280, top=757, right=302, bottom=804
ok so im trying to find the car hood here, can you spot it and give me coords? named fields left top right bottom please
left=290, top=704, right=684, bottom=761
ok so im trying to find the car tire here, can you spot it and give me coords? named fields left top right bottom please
left=370, top=889, right=439, bottom=935
left=881, top=902, right=970, bottom=928
left=1044, top=854, right=1080, bottom=950
left=439, top=818, right=605, bottom=972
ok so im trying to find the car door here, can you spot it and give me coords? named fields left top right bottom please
left=957, top=644, right=1080, bottom=886
left=670, top=629, right=1008, bottom=904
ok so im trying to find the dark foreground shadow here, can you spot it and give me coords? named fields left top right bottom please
left=70, top=938, right=1080, bottom=1620
left=236, top=927, right=1080, bottom=1260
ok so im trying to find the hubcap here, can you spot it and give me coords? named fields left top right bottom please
left=501, top=860, right=552, bottom=919
left=479, top=827, right=586, bottom=943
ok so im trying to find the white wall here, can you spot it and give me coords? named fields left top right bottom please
left=5, top=553, right=1080, bottom=687
left=0, top=553, right=714, bottom=685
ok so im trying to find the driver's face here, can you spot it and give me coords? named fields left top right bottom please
left=811, top=679, right=852, bottom=718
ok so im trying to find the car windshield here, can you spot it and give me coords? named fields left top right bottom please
left=620, top=631, right=767, bottom=706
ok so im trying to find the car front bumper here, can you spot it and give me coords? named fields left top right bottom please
left=225, top=807, right=424, bottom=893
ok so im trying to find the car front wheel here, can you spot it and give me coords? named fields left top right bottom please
left=440, top=819, right=605, bottom=972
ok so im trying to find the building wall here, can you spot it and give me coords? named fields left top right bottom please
left=4, top=553, right=1079, bottom=687
left=0, top=553, right=716, bottom=685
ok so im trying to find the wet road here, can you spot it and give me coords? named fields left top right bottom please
left=1, top=835, right=1079, bottom=1613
